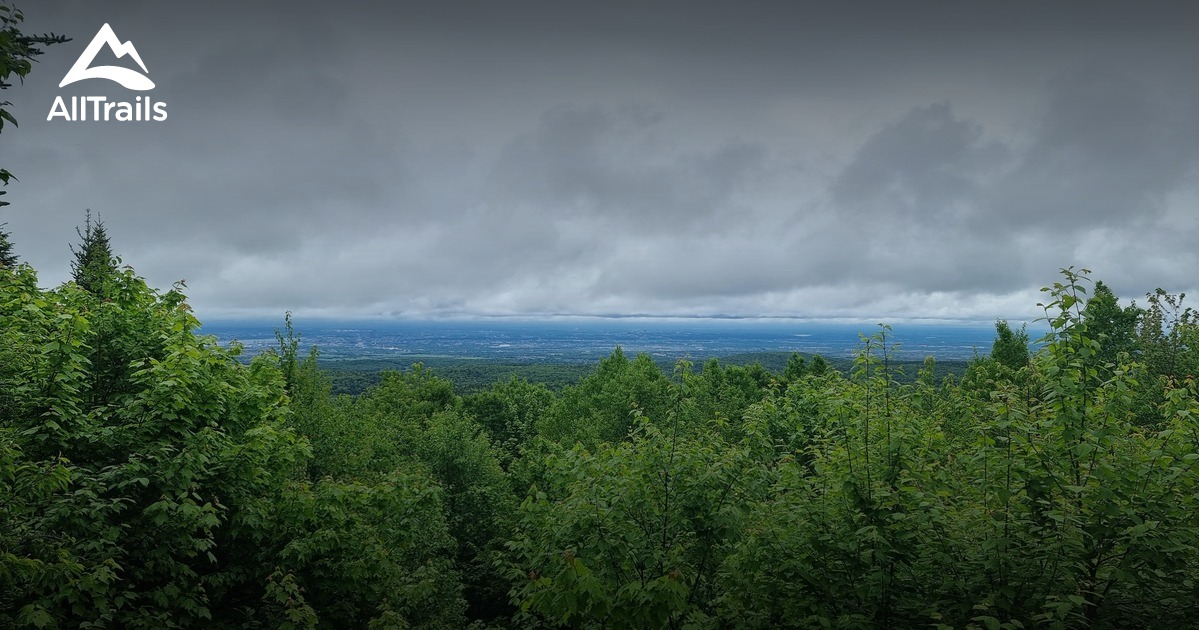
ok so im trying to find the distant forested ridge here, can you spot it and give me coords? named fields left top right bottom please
left=316, top=353, right=969, bottom=397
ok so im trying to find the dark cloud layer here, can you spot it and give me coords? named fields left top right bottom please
left=4, top=0, right=1198, bottom=321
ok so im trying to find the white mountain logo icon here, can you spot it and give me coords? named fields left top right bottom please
left=59, top=23, right=155, bottom=91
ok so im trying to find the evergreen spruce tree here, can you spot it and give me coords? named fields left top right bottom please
left=0, top=223, right=15, bottom=267
left=70, top=209, right=117, bottom=293
left=1, top=5, right=70, bottom=265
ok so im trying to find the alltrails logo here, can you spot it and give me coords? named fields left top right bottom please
left=47, top=23, right=168, bottom=122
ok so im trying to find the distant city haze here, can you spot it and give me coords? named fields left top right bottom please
left=201, top=319, right=1019, bottom=363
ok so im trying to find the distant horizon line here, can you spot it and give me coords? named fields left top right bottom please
left=196, top=312, right=1039, bottom=327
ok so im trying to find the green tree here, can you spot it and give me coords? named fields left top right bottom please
left=686, top=358, right=773, bottom=424
left=463, top=375, right=555, bottom=468
left=243, top=470, right=467, bottom=628
left=510, top=412, right=770, bottom=627
left=1083, top=280, right=1140, bottom=372
left=0, top=4, right=69, bottom=258
left=783, top=352, right=807, bottom=381
left=991, top=319, right=1030, bottom=371
left=718, top=271, right=1199, bottom=627
left=1138, top=288, right=1198, bottom=381
left=419, top=409, right=515, bottom=621
left=64, top=216, right=165, bottom=407
left=1, top=264, right=297, bottom=626
left=538, top=347, right=675, bottom=448
left=70, top=209, right=118, bottom=294
left=1018, top=268, right=1199, bottom=625
left=278, top=351, right=516, bottom=624
left=1, top=260, right=470, bottom=627
left=0, top=221, right=14, bottom=267
left=808, top=353, right=830, bottom=376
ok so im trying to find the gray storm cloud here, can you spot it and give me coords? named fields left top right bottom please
left=4, top=0, right=1198, bottom=322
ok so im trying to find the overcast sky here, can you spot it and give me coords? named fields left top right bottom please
left=5, top=0, right=1198, bottom=322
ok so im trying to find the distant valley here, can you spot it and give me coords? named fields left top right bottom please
left=199, top=319, right=1012, bottom=393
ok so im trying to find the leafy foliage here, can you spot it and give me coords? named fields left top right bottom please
left=0, top=263, right=466, bottom=627
left=1084, top=281, right=1141, bottom=375
left=991, top=319, right=1030, bottom=372
left=1138, top=288, right=1198, bottom=382
left=501, top=271, right=1199, bottom=628
left=510, top=411, right=769, bottom=627
left=464, top=376, right=556, bottom=468
left=537, top=348, right=675, bottom=448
